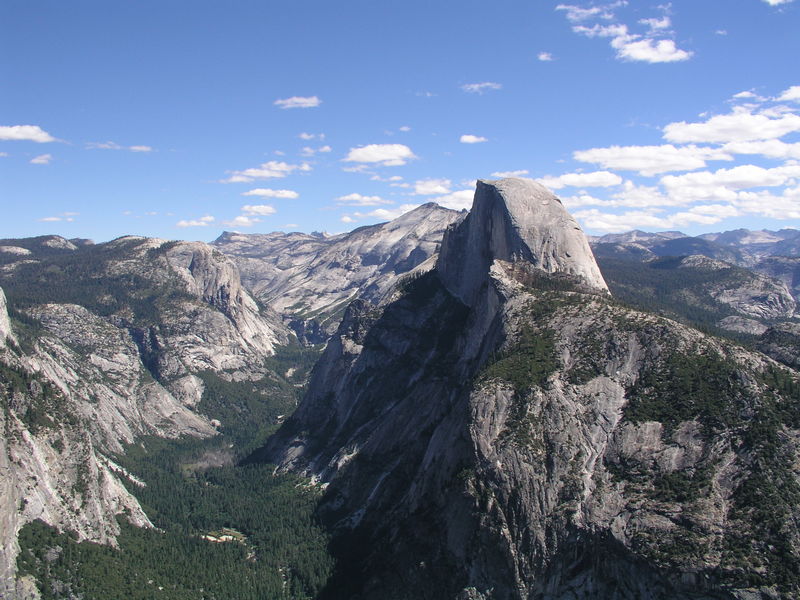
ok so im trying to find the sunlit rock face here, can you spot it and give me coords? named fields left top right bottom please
left=437, top=178, right=608, bottom=305
left=260, top=179, right=800, bottom=600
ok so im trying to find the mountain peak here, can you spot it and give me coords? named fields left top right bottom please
left=436, top=178, right=608, bottom=303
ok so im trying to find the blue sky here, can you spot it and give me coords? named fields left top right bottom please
left=2, top=0, right=799, bottom=242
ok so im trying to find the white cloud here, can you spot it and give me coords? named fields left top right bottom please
left=537, top=52, right=554, bottom=61
left=730, top=90, right=767, bottom=102
left=354, top=204, right=421, bottom=221
left=612, top=37, right=692, bottom=63
left=336, top=193, right=392, bottom=206
left=461, top=82, right=502, bottom=94
left=762, top=0, right=794, bottom=5
left=342, top=164, right=371, bottom=173
left=399, top=126, right=411, bottom=132
left=491, top=169, right=530, bottom=178
left=300, top=145, right=331, bottom=157
left=610, top=181, right=672, bottom=207
left=574, top=144, right=732, bottom=175
left=177, top=215, right=215, bottom=227
left=242, top=188, right=299, bottom=199
left=460, top=134, right=488, bottom=144
left=414, top=178, right=452, bottom=195
left=341, top=215, right=356, bottom=223
left=561, top=181, right=672, bottom=209
left=344, top=144, right=417, bottom=166
left=572, top=23, right=628, bottom=38
left=555, top=3, right=620, bottom=22
left=733, top=189, right=800, bottom=220
left=274, top=96, right=321, bottom=109
left=221, top=160, right=311, bottom=183
left=722, top=139, right=800, bottom=160
left=564, top=6, right=692, bottom=64
left=38, top=211, right=77, bottom=223
left=537, top=170, right=622, bottom=189
left=777, top=85, right=800, bottom=102
left=663, top=109, right=800, bottom=143
left=660, top=164, right=800, bottom=203
left=0, top=152, right=7, bottom=157
left=30, top=154, right=52, bottom=165
left=223, top=215, right=262, bottom=228
left=241, top=204, right=277, bottom=216
left=299, top=132, right=325, bottom=140
left=639, top=16, right=671, bottom=31
left=0, top=125, right=56, bottom=143
left=430, top=189, right=475, bottom=211
left=87, top=141, right=153, bottom=152
left=573, top=208, right=723, bottom=233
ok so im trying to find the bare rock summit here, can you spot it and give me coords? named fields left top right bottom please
left=437, top=178, right=608, bottom=304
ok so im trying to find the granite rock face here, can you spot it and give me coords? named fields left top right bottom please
left=262, top=179, right=800, bottom=599
left=438, top=179, right=608, bottom=304
left=0, top=236, right=288, bottom=598
left=213, top=203, right=463, bottom=340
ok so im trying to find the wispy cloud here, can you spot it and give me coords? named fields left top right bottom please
left=413, top=179, right=452, bottom=195
left=559, top=3, right=692, bottom=63
left=38, top=211, right=77, bottom=223
left=274, top=96, right=321, bottom=109
left=87, top=141, right=153, bottom=152
left=460, top=134, right=488, bottom=144
left=537, top=170, right=623, bottom=189
left=336, top=193, right=392, bottom=206
left=461, top=82, right=502, bottom=94
left=30, top=154, right=52, bottom=165
left=241, top=204, right=277, bottom=216
left=241, top=188, right=299, bottom=199
left=221, top=160, right=311, bottom=183
left=491, top=170, right=530, bottom=178
left=537, top=52, right=554, bottom=61
left=0, top=125, right=56, bottom=143
left=223, top=215, right=262, bottom=228
left=352, top=204, right=421, bottom=221
left=177, top=215, right=215, bottom=227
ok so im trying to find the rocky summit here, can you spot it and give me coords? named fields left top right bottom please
left=438, top=178, right=608, bottom=305
left=260, top=178, right=800, bottom=599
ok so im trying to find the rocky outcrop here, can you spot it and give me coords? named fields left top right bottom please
left=261, top=179, right=800, bottom=599
left=753, top=256, right=800, bottom=304
left=0, top=287, right=13, bottom=346
left=213, top=203, right=463, bottom=340
left=758, top=321, right=800, bottom=369
left=438, top=179, right=607, bottom=304
left=675, top=255, right=797, bottom=320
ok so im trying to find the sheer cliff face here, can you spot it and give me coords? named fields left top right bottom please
left=263, top=179, right=800, bottom=599
left=0, top=237, right=288, bottom=598
left=438, top=179, right=607, bottom=305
